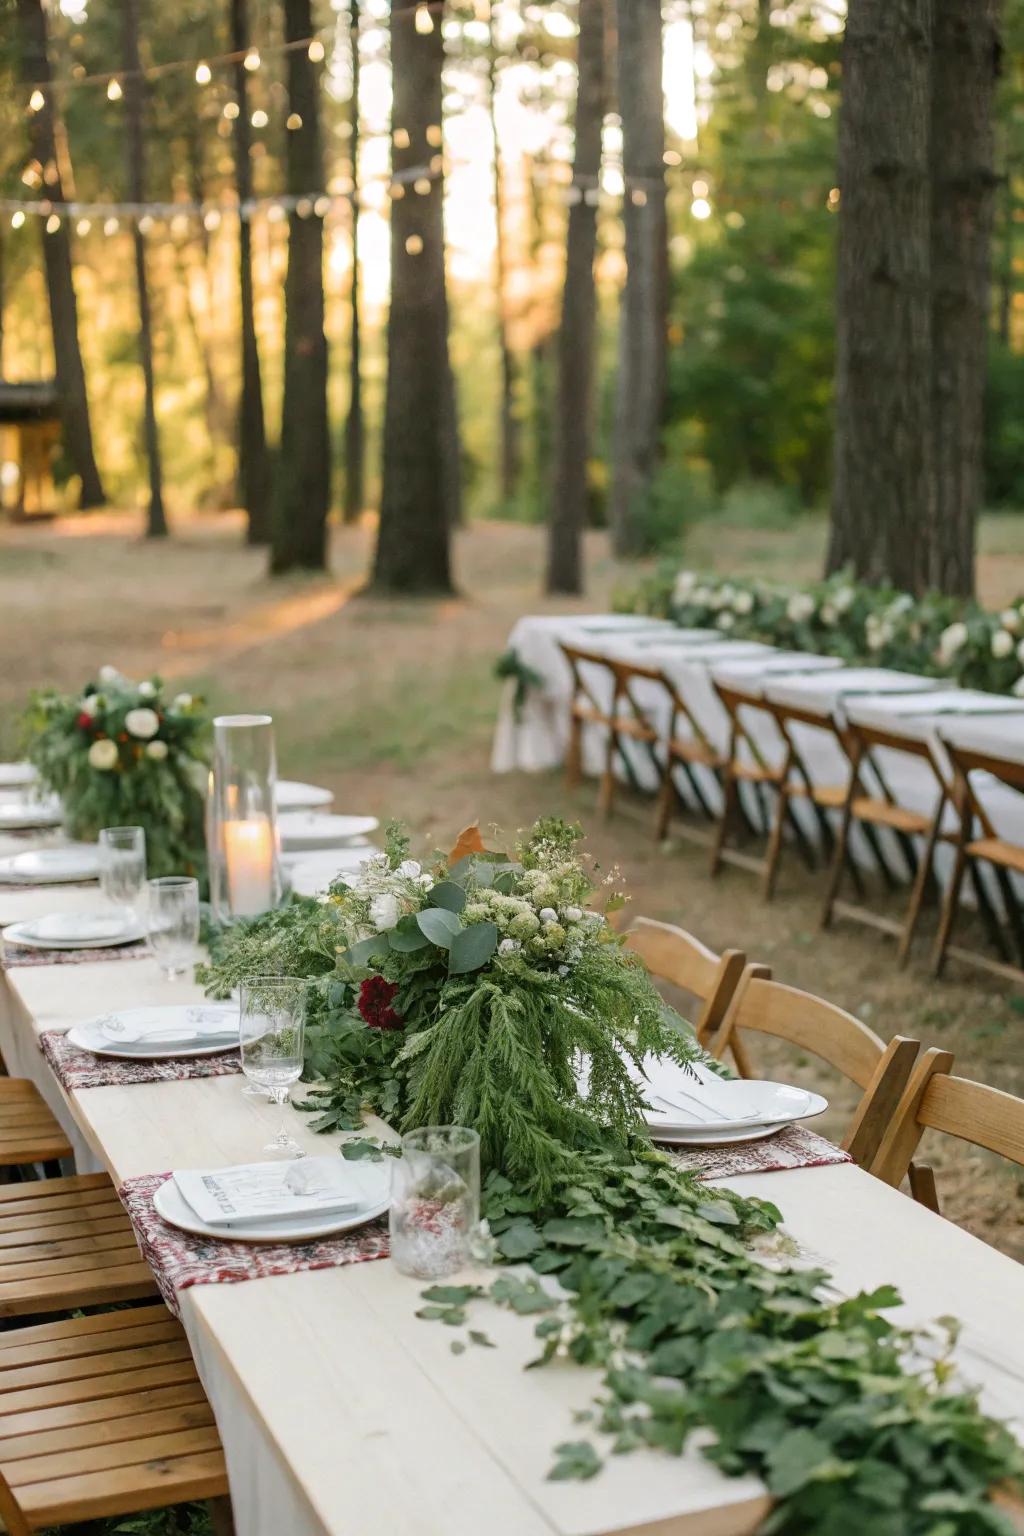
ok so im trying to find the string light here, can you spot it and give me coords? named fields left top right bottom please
left=28, top=89, right=45, bottom=113
left=45, top=213, right=61, bottom=232
left=103, top=216, right=119, bottom=235
left=415, top=5, right=434, bottom=33
left=393, top=128, right=410, bottom=150
left=223, top=101, right=240, bottom=119
left=203, top=208, right=221, bottom=230
left=106, top=78, right=123, bottom=101
left=243, top=48, right=261, bottom=72
left=691, top=196, right=711, bottom=220
left=251, top=108, right=268, bottom=128
left=195, top=61, right=212, bottom=85
left=426, top=124, right=442, bottom=148
left=10, top=211, right=25, bottom=229
left=307, top=38, right=325, bottom=62
left=76, top=217, right=91, bottom=235
left=405, top=234, right=423, bottom=254
left=138, top=213, right=154, bottom=232
left=286, top=112, right=303, bottom=130
left=313, top=195, right=330, bottom=217
left=413, top=177, right=431, bottom=196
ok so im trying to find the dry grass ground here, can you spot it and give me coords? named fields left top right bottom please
left=1, top=508, right=1022, bottom=1260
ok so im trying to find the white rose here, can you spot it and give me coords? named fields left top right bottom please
left=124, top=707, right=160, bottom=740
left=821, top=603, right=837, bottom=626
left=992, top=629, right=1014, bottom=660
left=396, top=860, right=422, bottom=880
left=564, top=906, right=583, bottom=922
left=369, top=893, right=400, bottom=931
left=78, top=695, right=99, bottom=718
left=1014, top=676, right=1024, bottom=699
left=733, top=590, right=754, bottom=615
left=716, top=612, right=735, bottom=630
left=137, top=680, right=156, bottom=699
left=672, top=570, right=697, bottom=602
left=833, top=586, right=855, bottom=614
left=172, top=693, right=193, bottom=710
left=417, top=872, right=434, bottom=888
left=497, top=938, right=520, bottom=955
left=88, top=738, right=118, bottom=771
left=98, top=665, right=121, bottom=685
left=538, top=907, right=558, bottom=923
left=1000, top=609, right=1020, bottom=635
left=146, top=739, right=169, bottom=760
left=939, top=622, right=968, bottom=660
left=692, top=587, right=712, bottom=606
left=786, top=593, right=815, bottom=623
left=708, top=588, right=729, bottom=611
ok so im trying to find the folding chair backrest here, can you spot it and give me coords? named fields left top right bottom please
left=940, top=736, right=1024, bottom=840
left=560, top=644, right=617, bottom=721
left=706, top=969, right=919, bottom=1165
left=623, top=916, right=747, bottom=1037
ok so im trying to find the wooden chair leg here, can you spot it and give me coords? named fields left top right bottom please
left=908, top=1161, right=940, bottom=1213
left=932, top=842, right=969, bottom=977
left=819, top=796, right=853, bottom=930
left=565, top=714, right=583, bottom=790
left=209, top=1495, right=237, bottom=1536
left=597, top=727, right=617, bottom=819
left=709, top=771, right=737, bottom=877
left=897, top=802, right=943, bottom=967
left=654, top=759, right=675, bottom=842
left=763, top=788, right=789, bottom=901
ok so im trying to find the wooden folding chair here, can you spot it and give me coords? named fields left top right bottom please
left=623, top=917, right=748, bottom=1041
left=932, top=738, right=1024, bottom=983
left=560, top=644, right=657, bottom=818
left=0, top=1305, right=232, bottom=1534
left=703, top=967, right=920, bottom=1167
left=820, top=714, right=955, bottom=964
left=710, top=683, right=848, bottom=896
left=871, top=1047, right=1024, bottom=1214
left=0, top=1079, right=73, bottom=1172
left=608, top=660, right=725, bottom=843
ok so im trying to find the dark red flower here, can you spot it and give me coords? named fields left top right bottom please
left=76, top=712, right=94, bottom=730
left=358, top=976, right=403, bottom=1031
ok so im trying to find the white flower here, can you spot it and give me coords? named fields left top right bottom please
left=417, top=872, right=434, bottom=888
left=992, top=629, right=1015, bottom=660
left=98, top=665, right=121, bottom=686
left=1014, top=676, right=1024, bottom=699
left=1000, top=609, right=1020, bottom=635
left=692, top=586, right=712, bottom=607
left=672, top=570, right=697, bottom=602
left=833, top=586, right=855, bottom=614
left=820, top=603, right=837, bottom=626
left=786, top=593, right=815, bottom=623
left=396, top=860, right=422, bottom=880
left=369, top=893, right=400, bottom=931
left=146, top=739, right=169, bottom=760
left=708, top=587, right=730, bottom=611
left=938, top=622, right=968, bottom=661
left=137, top=680, right=156, bottom=699
left=88, top=738, right=118, bottom=771
left=497, top=938, right=521, bottom=955
left=538, top=907, right=558, bottom=924
left=733, top=590, right=754, bottom=615
left=716, top=612, right=735, bottom=630
left=563, top=906, right=583, bottom=922
left=867, top=619, right=894, bottom=652
left=171, top=693, right=193, bottom=710
left=124, top=707, right=160, bottom=740
left=78, top=695, right=99, bottom=718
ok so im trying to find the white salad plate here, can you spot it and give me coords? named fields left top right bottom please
left=154, top=1160, right=391, bottom=1243
left=0, top=762, right=38, bottom=789
left=652, top=1122, right=785, bottom=1148
left=0, top=846, right=101, bottom=885
left=288, top=847, right=377, bottom=898
left=274, top=780, right=335, bottom=812
left=0, top=799, right=63, bottom=831
left=67, top=1004, right=240, bottom=1060
left=277, top=813, right=380, bottom=852
left=642, top=1066, right=828, bottom=1136
left=2, top=911, right=147, bottom=950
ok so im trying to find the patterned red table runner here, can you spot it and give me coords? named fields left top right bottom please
left=40, top=1030, right=242, bottom=1090
left=3, top=941, right=149, bottom=968
left=666, top=1123, right=851, bottom=1180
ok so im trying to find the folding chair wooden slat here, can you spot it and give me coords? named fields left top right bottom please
left=623, top=917, right=749, bottom=1047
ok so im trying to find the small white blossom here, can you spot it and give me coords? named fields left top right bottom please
left=538, top=907, right=558, bottom=924
left=833, top=586, right=855, bottom=614
left=369, top=893, right=400, bottom=931
left=396, top=859, right=422, bottom=880
left=417, top=872, right=434, bottom=888
left=733, top=589, right=754, bottom=615
left=716, top=611, right=735, bottom=631
left=691, top=586, right=712, bottom=606
left=145, top=739, right=168, bottom=760
left=124, top=707, right=160, bottom=740
left=171, top=692, right=193, bottom=710
left=820, top=603, right=837, bottom=626
left=938, top=621, right=968, bottom=661
left=497, top=937, right=521, bottom=955
left=88, top=738, right=118, bottom=771
left=98, top=665, right=121, bottom=686
left=992, top=629, right=1015, bottom=660
left=137, top=680, right=156, bottom=699
left=78, top=695, right=99, bottom=718
left=563, top=906, right=583, bottom=922
left=786, top=593, right=815, bottom=624
left=558, top=964, right=570, bottom=977
left=672, top=570, right=697, bottom=603
left=1000, top=609, right=1021, bottom=635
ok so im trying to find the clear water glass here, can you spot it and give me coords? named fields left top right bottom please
left=239, top=977, right=307, bottom=1157
left=99, top=826, right=146, bottom=920
left=147, top=876, right=200, bottom=979
left=389, top=1126, right=481, bottom=1280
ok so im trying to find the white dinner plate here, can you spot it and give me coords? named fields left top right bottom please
left=288, top=847, right=377, bottom=898
left=67, top=1004, right=239, bottom=1060
left=0, top=799, right=63, bottom=831
left=642, top=1068, right=828, bottom=1136
left=0, top=762, right=38, bottom=789
left=275, top=780, right=335, bottom=812
left=652, top=1122, right=785, bottom=1147
left=277, top=813, right=379, bottom=852
left=0, top=846, right=101, bottom=885
left=2, top=913, right=147, bottom=950
left=154, top=1161, right=391, bottom=1243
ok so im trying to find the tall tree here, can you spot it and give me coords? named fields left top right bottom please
left=486, top=28, right=520, bottom=504
left=546, top=0, right=606, bottom=594
left=270, top=0, right=331, bottom=573
left=122, top=0, right=167, bottom=537
left=15, top=0, right=105, bottom=508
left=927, top=0, right=1001, bottom=596
left=343, top=0, right=365, bottom=524
left=372, top=0, right=456, bottom=593
left=230, top=0, right=271, bottom=544
left=609, top=0, right=668, bottom=557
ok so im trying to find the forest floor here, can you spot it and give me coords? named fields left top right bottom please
left=1, top=507, right=1023, bottom=1259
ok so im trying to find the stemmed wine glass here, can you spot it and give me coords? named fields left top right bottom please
left=238, top=977, right=307, bottom=1157
left=146, top=876, right=200, bottom=980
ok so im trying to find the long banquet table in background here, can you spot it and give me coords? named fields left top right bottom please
left=0, top=827, right=1023, bottom=1534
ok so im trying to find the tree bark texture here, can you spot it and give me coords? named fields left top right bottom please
left=16, top=0, right=105, bottom=509
left=231, top=0, right=272, bottom=544
left=487, top=44, right=520, bottom=504
left=372, top=0, right=456, bottom=594
left=270, top=0, right=331, bottom=574
left=609, top=0, right=668, bottom=557
left=122, top=0, right=167, bottom=536
left=928, top=0, right=1000, bottom=596
left=546, top=0, right=605, bottom=594
left=343, top=0, right=365, bottom=524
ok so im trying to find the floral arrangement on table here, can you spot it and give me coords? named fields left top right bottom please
left=22, top=666, right=211, bottom=878
left=607, top=565, right=1024, bottom=696
left=199, top=820, right=1024, bottom=1534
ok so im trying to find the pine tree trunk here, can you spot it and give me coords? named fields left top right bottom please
left=609, top=0, right=668, bottom=557
left=827, top=0, right=932, bottom=590
left=269, top=0, right=331, bottom=574
left=16, top=0, right=105, bottom=509
left=230, top=0, right=271, bottom=543
left=546, top=0, right=605, bottom=595
left=487, top=43, right=520, bottom=504
left=927, top=0, right=1000, bottom=597
left=343, top=0, right=365, bottom=524
left=372, top=0, right=456, bottom=594
left=122, top=0, right=166, bottom=537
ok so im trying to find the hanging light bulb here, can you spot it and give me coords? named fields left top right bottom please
left=195, top=61, right=212, bottom=85
left=107, top=77, right=123, bottom=101
left=393, top=127, right=410, bottom=149
left=103, top=216, right=119, bottom=236
left=415, top=5, right=434, bottom=33
left=10, top=210, right=26, bottom=229
left=223, top=100, right=240, bottom=119
left=425, top=124, right=442, bottom=148
left=244, top=48, right=261, bottom=71
left=307, top=38, right=325, bottom=62
left=203, top=208, right=222, bottom=230
left=313, top=194, right=330, bottom=217
left=413, top=177, right=432, bottom=196
left=28, top=89, right=45, bottom=113
left=45, top=213, right=61, bottom=233
left=405, top=234, right=423, bottom=255
left=251, top=108, right=269, bottom=128
left=76, top=217, right=91, bottom=235
left=286, top=111, right=303, bottom=130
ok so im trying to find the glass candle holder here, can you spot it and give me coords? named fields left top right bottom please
left=208, top=714, right=283, bottom=926
left=389, top=1126, right=480, bottom=1280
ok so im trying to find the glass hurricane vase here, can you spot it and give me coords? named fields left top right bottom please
left=207, top=714, right=283, bottom=926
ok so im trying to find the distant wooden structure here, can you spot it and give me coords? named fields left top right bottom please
left=0, top=381, right=61, bottom=518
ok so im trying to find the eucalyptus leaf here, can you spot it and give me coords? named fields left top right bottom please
left=415, top=907, right=463, bottom=948
left=388, top=915, right=431, bottom=952
left=428, top=880, right=467, bottom=913
left=449, top=921, right=499, bottom=975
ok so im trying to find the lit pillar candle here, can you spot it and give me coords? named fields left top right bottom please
left=223, top=820, right=274, bottom=916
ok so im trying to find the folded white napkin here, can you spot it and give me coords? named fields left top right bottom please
left=27, top=912, right=130, bottom=942
left=174, top=1156, right=371, bottom=1228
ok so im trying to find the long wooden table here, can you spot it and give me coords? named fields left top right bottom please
left=1, top=946, right=1023, bottom=1534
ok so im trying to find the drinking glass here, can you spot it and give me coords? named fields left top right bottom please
left=99, top=826, right=146, bottom=921
left=147, top=876, right=200, bottom=980
left=238, top=978, right=307, bottom=1157
left=389, top=1126, right=480, bottom=1280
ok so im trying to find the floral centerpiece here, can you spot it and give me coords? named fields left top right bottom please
left=22, top=666, right=211, bottom=878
